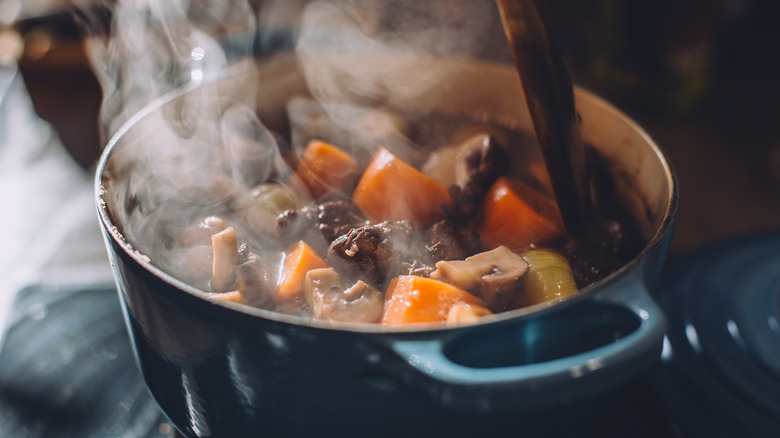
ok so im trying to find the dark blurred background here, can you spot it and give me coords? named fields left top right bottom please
left=5, top=0, right=780, bottom=254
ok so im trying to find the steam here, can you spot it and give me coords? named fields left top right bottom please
left=78, top=0, right=256, bottom=136
left=82, top=0, right=501, bottom=292
left=296, top=1, right=494, bottom=130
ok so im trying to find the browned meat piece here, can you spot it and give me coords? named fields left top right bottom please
left=426, top=220, right=481, bottom=262
left=327, top=220, right=414, bottom=286
left=276, top=200, right=368, bottom=252
left=316, top=200, right=369, bottom=241
left=302, top=268, right=384, bottom=323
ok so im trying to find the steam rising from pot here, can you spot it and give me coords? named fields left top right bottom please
left=83, top=0, right=508, bottom=293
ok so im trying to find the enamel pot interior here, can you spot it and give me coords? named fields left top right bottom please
left=96, top=54, right=677, bottom=438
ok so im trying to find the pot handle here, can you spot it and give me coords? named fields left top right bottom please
left=390, top=273, right=666, bottom=399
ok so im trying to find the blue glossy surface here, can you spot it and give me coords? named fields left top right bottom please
left=100, top=187, right=674, bottom=437
left=0, top=285, right=173, bottom=438
left=94, top=58, right=677, bottom=437
left=651, top=232, right=780, bottom=438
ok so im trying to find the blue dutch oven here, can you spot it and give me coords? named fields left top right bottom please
left=96, top=55, right=677, bottom=437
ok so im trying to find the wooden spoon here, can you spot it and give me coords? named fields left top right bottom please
left=495, top=0, right=593, bottom=240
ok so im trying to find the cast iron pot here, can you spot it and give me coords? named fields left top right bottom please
left=96, top=55, right=677, bottom=438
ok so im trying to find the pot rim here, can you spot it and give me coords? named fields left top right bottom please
left=94, top=58, right=679, bottom=335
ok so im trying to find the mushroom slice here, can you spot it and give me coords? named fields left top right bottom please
left=430, top=245, right=529, bottom=311
left=421, top=133, right=507, bottom=190
left=234, top=245, right=274, bottom=308
left=303, top=268, right=384, bottom=323
left=421, top=143, right=460, bottom=187
left=211, top=227, right=239, bottom=293
left=453, top=133, right=489, bottom=187
left=454, top=133, right=509, bottom=194
left=446, top=302, right=493, bottom=325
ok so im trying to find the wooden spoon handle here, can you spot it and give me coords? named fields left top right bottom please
left=496, top=0, right=592, bottom=239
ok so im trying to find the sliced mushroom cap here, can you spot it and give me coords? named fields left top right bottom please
left=430, top=245, right=529, bottom=312
left=453, top=133, right=491, bottom=187
left=303, top=268, right=384, bottom=323
left=233, top=246, right=274, bottom=308
left=421, top=133, right=507, bottom=190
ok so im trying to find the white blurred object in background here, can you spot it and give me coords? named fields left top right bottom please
left=0, top=56, right=112, bottom=348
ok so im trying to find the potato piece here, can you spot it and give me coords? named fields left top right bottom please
left=234, top=183, right=304, bottom=235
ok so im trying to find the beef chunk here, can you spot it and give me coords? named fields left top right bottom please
left=276, top=200, right=367, bottom=252
left=426, top=220, right=481, bottom=262
left=327, top=221, right=415, bottom=286
left=316, top=200, right=368, bottom=241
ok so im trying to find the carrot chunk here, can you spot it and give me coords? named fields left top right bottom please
left=295, top=140, right=361, bottom=198
left=380, top=275, right=490, bottom=326
left=478, top=176, right=565, bottom=251
left=275, top=240, right=331, bottom=302
left=352, top=148, right=453, bottom=226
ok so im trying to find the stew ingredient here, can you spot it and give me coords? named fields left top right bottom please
left=155, top=100, right=642, bottom=326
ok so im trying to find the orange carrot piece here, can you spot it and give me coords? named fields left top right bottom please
left=380, top=275, right=489, bottom=326
left=275, top=240, right=330, bottom=302
left=295, top=140, right=361, bottom=198
left=352, top=148, right=453, bottom=226
left=478, top=176, right=565, bottom=251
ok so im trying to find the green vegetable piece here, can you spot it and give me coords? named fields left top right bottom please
left=519, top=249, right=578, bottom=307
